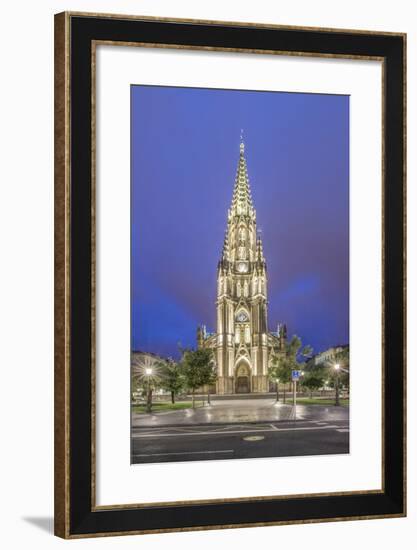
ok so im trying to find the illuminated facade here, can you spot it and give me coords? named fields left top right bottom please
left=197, top=138, right=286, bottom=394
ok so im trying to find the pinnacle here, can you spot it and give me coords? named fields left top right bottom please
left=256, top=234, right=266, bottom=263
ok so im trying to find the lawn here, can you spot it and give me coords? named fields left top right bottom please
left=132, top=401, right=204, bottom=414
left=287, top=397, right=349, bottom=407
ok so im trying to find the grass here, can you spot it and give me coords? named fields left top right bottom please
left=132, top=401, right=204, bottom=414
left=285, top=397, right=349, bottom=407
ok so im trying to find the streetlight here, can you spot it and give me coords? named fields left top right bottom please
left=145, top=367, right=153, bottom=413
left=334, top=363, right=340, bottom=406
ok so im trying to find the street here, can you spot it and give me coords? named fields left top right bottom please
left=131, top=399, right=349, bottom=463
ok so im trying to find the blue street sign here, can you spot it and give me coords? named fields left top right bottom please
left=292, top=370, right=301, bottom=381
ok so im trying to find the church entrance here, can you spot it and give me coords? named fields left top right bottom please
left=235, top=362, right=251, bottom=394
left=236, top=376, right=250, bottom=393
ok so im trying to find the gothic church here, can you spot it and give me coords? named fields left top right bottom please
left=197, top=138, right=287, bottom=394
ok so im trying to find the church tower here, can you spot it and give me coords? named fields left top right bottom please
left=215, top=137, right=270, bottom=394
left=197, top=136, right=285, bottom=394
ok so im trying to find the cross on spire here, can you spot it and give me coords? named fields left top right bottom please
left=240, top=129, right=245, bottom=154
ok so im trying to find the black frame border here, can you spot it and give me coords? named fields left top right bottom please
left=54, top=12, right=406, bottom=538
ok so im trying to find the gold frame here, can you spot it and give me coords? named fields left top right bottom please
left=55, top=11, right=407, bottom=538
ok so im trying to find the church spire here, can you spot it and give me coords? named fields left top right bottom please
left=229, top=133, right=255, bottom=220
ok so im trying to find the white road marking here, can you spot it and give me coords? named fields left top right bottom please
left=243, top=435, right=265, bottom=441
left=133, top=449, right=234, bottom=458
left=134, top=419, right=334, bottom=434
left=132, top=424, right=349, bottom=439
left=336, top=429, right=349, bottom=433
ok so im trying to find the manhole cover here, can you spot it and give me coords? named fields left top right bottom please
left=242, top=435, right=265, bottom=442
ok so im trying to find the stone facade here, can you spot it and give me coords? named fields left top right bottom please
left=197, top=139, right=286, bottom=394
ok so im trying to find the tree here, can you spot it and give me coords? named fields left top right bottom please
left=268, top=354, right=291, bottom=403
left=325, top=347, right=350, bottom=405
left=180, top=348, right=215, bottom=409
left=301, top=368, right=326, bottom=398
left=286, top=335, right=313, bottom=369
left=161, top=359, right=184, bottom=404
left=131, top=354, right=164, bottom=413
left=200, top=356, right=217, bottom=405
left=268, top=335, right=313, bottom=403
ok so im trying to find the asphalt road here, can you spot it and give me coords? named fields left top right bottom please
left=131, top=417, right=349, bottom=464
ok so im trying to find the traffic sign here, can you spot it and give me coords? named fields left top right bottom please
left=292, top=370, right=301, bottom=381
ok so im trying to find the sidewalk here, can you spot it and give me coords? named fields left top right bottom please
left=132, top=398, right=349, bottom=428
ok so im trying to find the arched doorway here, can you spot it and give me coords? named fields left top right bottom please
left=235, top=362, right=251, bottom=394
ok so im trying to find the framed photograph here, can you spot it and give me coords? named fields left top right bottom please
left=54, top=12, right=406, bottom=538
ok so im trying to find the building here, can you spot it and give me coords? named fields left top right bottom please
left=307, top=345, right=349, bottom=368
left=197, top=138, right=286, bottom=394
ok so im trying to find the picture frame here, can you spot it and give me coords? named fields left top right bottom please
left=54, top=11, right=406, bottom=538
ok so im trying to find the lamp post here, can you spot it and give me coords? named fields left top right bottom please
left=145, top=367, right=153, bottom=413
left=334, top=364, right=340, bottom=406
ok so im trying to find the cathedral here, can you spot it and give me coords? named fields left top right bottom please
left=197, top=138, right=287, bottom=394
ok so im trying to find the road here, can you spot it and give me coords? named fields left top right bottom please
left=131, top=400, right=349, bottom=463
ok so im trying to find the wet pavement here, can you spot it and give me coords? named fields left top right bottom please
left=132, top=398, right=349, bottom=428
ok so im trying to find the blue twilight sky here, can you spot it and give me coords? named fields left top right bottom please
left=131, top=85, right=349, bottom=359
